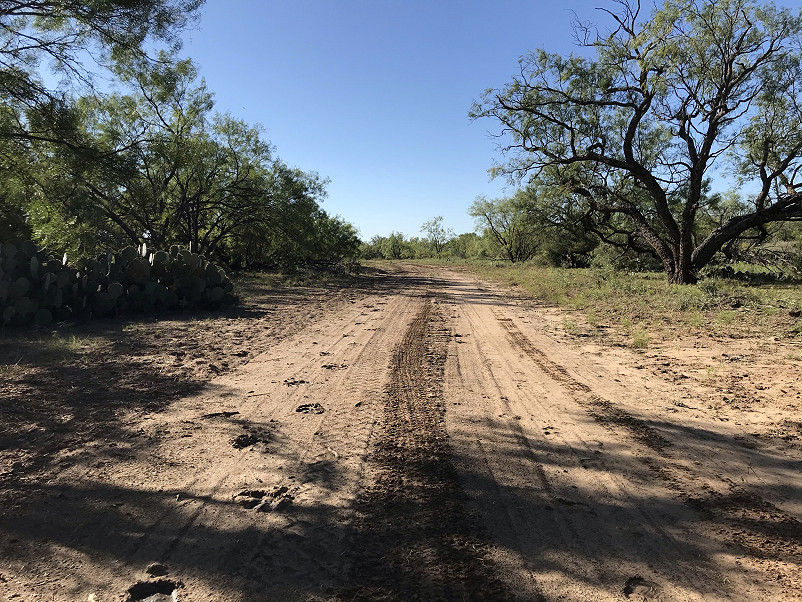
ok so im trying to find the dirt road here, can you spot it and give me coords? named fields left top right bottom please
left=1, top=264, right=800, bottom=601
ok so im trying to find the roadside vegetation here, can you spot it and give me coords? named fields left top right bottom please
left=1, top=1, right=361, bottom=328
left=363, top=209, right=802, bottom=347
left=455, top=259, right=802, bottom=346
left=1, top=1, right=359, bottom=292
left=471, top=0, right=802, bottom=285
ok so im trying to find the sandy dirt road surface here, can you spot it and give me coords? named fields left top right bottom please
left=1, top=263, right=801, bottom=601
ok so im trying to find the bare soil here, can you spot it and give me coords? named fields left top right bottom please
left=1, top=263, right=800, bottom=601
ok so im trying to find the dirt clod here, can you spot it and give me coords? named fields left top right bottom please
left=145, top=563, right=169, bottom=577
left=231, top=433, right=262, bottom=449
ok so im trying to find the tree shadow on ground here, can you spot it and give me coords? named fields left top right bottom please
left=4, top=417, right=795, bottom=601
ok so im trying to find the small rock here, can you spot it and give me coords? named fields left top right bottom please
left=146, top=563, right=169, bottom=577
left=255, top=496, right=292, bottom=513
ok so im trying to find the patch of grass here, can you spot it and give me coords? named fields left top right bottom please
left=702, top=366, right=719, bottom=381
left=0, top=355, right=22, bottom=376
left=0, top=330, right=100, bottom=375
left=716, top=310, right=737, bottom=325
left=441, top=259, right=802, bottom=341
left=122, top=323, right=144, bottom=335
left=46, top=332, right=96, bottom=353
left=631, top=328, right=650, bottom=349
left=683, top=311, right=705, bottom=328
left=562, top=318, right=578, bottom=335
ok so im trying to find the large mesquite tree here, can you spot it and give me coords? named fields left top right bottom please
left=472, top=0, right=802, bottom=283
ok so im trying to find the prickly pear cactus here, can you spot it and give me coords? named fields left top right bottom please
left=0, top=239, right=237, bottom=327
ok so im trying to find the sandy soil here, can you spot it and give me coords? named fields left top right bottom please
left=1, top=263, right=800, bottom=601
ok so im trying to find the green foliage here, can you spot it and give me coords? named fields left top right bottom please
left=0, top=1, right=204, bottom=151
left=380, top=232, right=415, bottom=260
left=469, top=192, right=541, bottom=262
left=420, top=216, right=454, bottom=256
left=447, top=232, right=492, bottom=260
left=360, top=236, right=385, bottom=260
left=472, top=0, right=802, bottom=284
left=3, top=54, right=358, bottom=273
left=1, top=2, right=356, bottom=275
left=468, top=188, right=597, bottom=264
left=0, top=239, right=236, bottom=328
left=305, top=213, right=361, bottom=269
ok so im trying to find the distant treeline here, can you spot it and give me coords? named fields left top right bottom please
left=363, top=190, right=802, bottom=279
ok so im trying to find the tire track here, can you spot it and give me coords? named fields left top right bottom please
left=494, top=311, right=672, bottom=453
left=446, top=294, right=718, bottom=601
left=333, top=295, right=515, bottom=601
left=477, top=301, right=799, bottom=600
left=143, top=286, right=419, bottom=600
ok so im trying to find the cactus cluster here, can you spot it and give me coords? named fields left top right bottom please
left=0, top=240, right=237, bottom=327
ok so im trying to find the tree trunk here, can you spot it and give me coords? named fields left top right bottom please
left=667, top=223, right=698, bottom=284
left=667, top=265, right=697, bottom=284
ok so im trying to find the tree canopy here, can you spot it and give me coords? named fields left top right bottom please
left=469, top=192, right=543, bottom=263
left=472, top=0, right=802, bottom=283
left=1, top=0, right=203, bottom=144
left=420, top=216, right=453, bottom=256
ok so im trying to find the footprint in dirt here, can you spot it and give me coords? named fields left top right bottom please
left=623, top=576, right=660, bottom=599
left=235, top=486, right=294, bottom=512
left=296, top=403, right=324, bottom=414
left=126, top=579, right=182, bottom=601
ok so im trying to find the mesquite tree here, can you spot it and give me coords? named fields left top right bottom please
left=472, top=0, right=802, bottom=283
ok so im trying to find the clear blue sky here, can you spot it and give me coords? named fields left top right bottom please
left=176, top=1, right=606, bottom=240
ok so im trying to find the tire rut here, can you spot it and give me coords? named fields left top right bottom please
left=450, top=298, right=714, bottom=600
left=332, top=296, right=514, bottom=601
